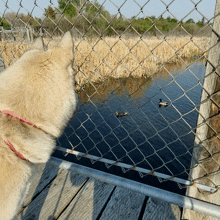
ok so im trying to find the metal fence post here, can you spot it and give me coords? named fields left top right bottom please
left=182, top=0, right=220, bottom=219
left=0, top=34, right=5, bottom=72
left=0, top=26, right=2, bottom=41
left=26, top=26, right=30, bottom=43
left=0, top=26, right=4, bottom=41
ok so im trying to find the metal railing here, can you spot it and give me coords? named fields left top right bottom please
left=0, top=0, right=219, bottom=217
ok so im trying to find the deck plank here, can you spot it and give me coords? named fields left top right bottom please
left=18, top=169, right=88, bottom=220
left=142, top=197, right=181, bottom=220
left=99, top=186, right=145, bottom=220
left=22, top=162, right=62, bottom=206
left=58, top=178, right=115, bottom=220
left=16, top=164, right=182, bottom=220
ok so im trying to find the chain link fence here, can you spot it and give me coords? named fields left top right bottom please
left=0, top=0, right=219, bottom=212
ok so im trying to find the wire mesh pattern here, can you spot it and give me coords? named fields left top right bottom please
left=0, top=0, right=219, bottom=194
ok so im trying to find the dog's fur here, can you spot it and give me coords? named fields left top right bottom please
left=0, top=32, right=78, bottom=220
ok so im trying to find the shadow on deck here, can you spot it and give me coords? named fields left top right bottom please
left=17, top=161, right=181, bottom=220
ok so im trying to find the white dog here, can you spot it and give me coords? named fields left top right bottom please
left=0, top=32, right=78, bottom=220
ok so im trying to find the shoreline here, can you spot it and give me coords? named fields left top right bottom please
left=77, top=60, right=205, bottom=102
left=0, top=36, right=209, bottom=88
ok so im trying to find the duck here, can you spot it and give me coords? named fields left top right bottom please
left=116, top=111, right=128, bottom=118
left=159, top=99, right=168, bottom=108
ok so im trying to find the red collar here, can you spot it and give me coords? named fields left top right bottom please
left=2, top=139, right=26, bottom=160
left=0, top=110, right=41, bottom=160
left=1, top=110, right=40, bottom=129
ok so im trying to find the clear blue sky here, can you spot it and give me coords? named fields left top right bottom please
left=0, top=0, right=216, bottom=22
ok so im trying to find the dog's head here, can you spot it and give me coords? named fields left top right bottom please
left=0, top=32, right=78, bottom=163
left=0, top=32, right=78, bottom=138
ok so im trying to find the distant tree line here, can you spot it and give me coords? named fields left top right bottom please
left=0, top=0, right=210, bottom=37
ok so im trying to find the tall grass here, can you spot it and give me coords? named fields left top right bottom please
left=0, top=36, right=210, bottom=88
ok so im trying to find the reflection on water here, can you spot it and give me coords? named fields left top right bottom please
left=77, top=76, right=152, bottom=103
left=77, top=61, right=198, bottom=102
left=55, top=62, right=206, bottom=194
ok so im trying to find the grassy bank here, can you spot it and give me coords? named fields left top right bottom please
left=0, top=36, right=210, bottom=88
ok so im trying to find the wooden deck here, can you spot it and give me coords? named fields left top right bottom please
left=17, top=162, right=182, bottom=220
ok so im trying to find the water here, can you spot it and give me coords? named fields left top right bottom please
left=53, top=62, right=206, bottom=194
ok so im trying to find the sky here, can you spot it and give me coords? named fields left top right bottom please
left=0, top=0, right=216, bottom=22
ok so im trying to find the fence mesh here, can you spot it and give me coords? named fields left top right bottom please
left=0, top=0, right=219, bottom=195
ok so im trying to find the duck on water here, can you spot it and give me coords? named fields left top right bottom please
left=116, top=111, right=128, bottom=118
left=159, top=99, right=168, bottom=108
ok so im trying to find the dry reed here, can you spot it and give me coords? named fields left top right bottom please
left=0, top=36, right=210, bottom=87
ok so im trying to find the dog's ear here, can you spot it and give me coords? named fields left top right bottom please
left=58, top=31, right=73, bottom=49
left=55, top=31, right=74, bottom=66
left=30, top=37, right=44, bottom=50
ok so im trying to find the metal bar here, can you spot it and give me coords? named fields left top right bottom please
left=49, top=156, right=220, bottom=219
left=3, top=30, right=26, bottom=33
left=56, top=146, right=217, bottom=193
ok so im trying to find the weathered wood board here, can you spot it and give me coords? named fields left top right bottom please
left=16, top=164, right=184, bottom=220
left=12, top=159, right=183, bottom=220
left=99, top=186, right=145, bottom=220
left=58, top=178, right=115, bottom=220
left=18, top=169, right=88, bottom=220
left=182, top=1, right=220, bottom=220
left=142, top=197, right=181, bottom=220
left=20, top=162, right=62, bottom=208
